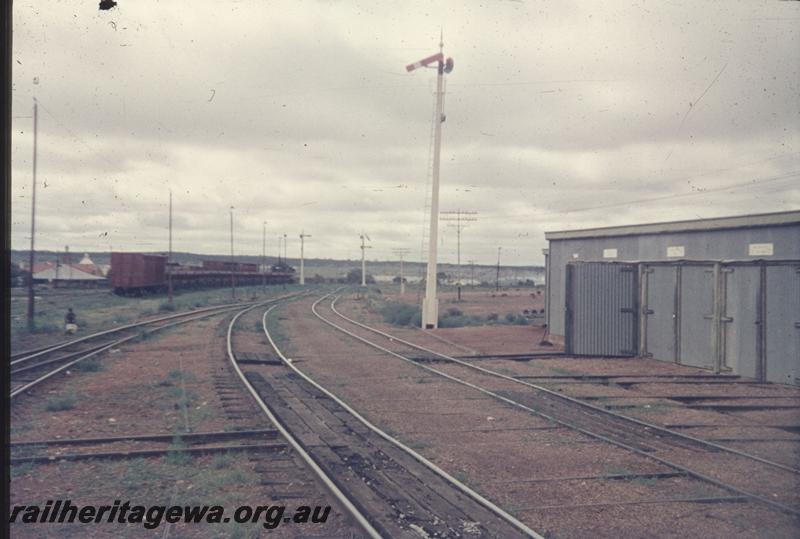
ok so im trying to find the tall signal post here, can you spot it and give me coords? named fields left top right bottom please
left=392, top=248, right=411, bottom=296
left=27, top=99, right=38, bottom=329
left=360, top=233, right=371, bottom=287
left=406, top=36, right=454, bottom=329
left=299, top=231, right=311, bottom=285
left=440, top=209, right=477, bottom=301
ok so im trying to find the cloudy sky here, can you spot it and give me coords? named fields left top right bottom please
left=11, top=0, right=800, bottom=265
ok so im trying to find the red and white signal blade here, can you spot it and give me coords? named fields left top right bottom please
left=405, top=52, right=444, bottom=72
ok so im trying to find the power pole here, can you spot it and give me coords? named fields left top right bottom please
left=360, top=233, right=372, bottom=287
left=262, top=221, right=267, bottom=291
left=299, top=231, right=311, bottom=285
left=229, top=206, right=235, bottom=299
left=440, top=209, right=477, bottom=301
left=167, top=189, right=173, bottom=304
left=496, top=247, right=502, bottom=292
left=392, top=248, right=411, bottom=296
left=406, top=34, right=454, bottom=329
left=27, top=99, right=38, bottom=330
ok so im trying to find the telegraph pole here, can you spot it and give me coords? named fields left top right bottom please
left=229, top=206, right=235, bottom=299
left=406, top=35, right=454, bottom=329
left=167, top=189, right=173, bottom=304
left=299, top=231, right=311, bottom=285
left=441, top=209, right=477, bottom=301
left=360, top=233, right=372, bottom=287
left=392, top=248, right=411, bottom=296
left=26, top=99, right=38, bottom=330
left=262, top=221, right=267, bottom=291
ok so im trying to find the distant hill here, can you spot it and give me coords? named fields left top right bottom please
left=10, top=250, right=545, bottom=286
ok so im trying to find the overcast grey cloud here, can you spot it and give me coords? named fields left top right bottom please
left=11, top=0, right=800, bottom=265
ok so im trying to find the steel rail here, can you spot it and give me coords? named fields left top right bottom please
left=318, top=293, right=800, bottom=518
left=295, top=295, right=545, bottom=538
left=226, top=304, right=382, bottom=539
left=11, top=292, right=307, bottom=398
left=330, top=294, right=800, bottom=476
left=11, top=300, right=262, bottom=365
left=11, top=342, right=113, bottom=375
left=10, top=305, right=246, bottom=399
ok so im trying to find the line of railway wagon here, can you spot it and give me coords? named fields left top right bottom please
left=110, top=252, right=295, bottom=295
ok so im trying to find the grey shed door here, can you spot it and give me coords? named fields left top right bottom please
left=679, top=265, right=715, bottom=369
left=766, top=265, right=800, bottom=385
left=565, top=262, right=638, bottom=356
left=723, top=266, right=760, bottom=379
left=643, top=265, right=678, bottom=362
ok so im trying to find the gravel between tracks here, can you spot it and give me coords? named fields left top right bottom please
left=276, top=293, right=800, bottom=538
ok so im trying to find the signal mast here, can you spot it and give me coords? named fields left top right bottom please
left=406, top=35, right=454, bottom=329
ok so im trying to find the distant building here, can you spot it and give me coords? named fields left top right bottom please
left=31, top=261, right=107, bottom=287
left=544, top=210, right=799, bottom=385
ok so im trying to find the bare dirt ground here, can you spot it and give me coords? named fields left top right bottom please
left=349, top=287, right=554, bottom=356
left=274, top=292, right=800, bottom=538
left=341, top=290, right=800, bottom=475
left=9, top=309, right=352, bottom=538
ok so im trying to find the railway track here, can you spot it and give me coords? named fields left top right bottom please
left=227, top=298, right=542, bottom=538
left=10, top=296, right=295, bottom=399
left=312, top=292, right=800, bottom=522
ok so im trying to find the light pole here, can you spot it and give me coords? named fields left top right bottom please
left=406, top=35, right=454, bottom=329
left=262, top=221, right=267, bottom=291
left=168, top=189, right=173, bottom=304
left=496, top=247, right=502, bottom=292
left=283, top=233, right=288, bottom=265
left=468, top=259, right=476, bottom=289
left=299, top=231, right=311, bottom=285
left=229, top=206, right=235, bottom=299
left=392, top=248, right=411, bottom=296
left=27, top=98, right=38, bottom=330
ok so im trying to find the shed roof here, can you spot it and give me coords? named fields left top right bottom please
left=545, top=210, right=800, bottom=241
left=32, top=262, right=106, bottom=281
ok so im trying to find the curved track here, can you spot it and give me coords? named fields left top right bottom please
left=313, top=292, right=800, bottom=520
left=10, top=296, right=296, bottom=399
left=244, top=298, right=543, bottom=538
left=226, top=302, right=382, bottom=538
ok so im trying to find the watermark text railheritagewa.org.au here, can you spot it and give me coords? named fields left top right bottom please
left=10, top=500, right=331, bottom=530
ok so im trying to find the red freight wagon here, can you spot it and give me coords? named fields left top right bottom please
left=201, top=260, right=234, bottom=272
left=111, top=252, right=167, bottom=294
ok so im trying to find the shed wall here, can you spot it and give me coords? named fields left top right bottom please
left=548, top=223, right=800, bottom=338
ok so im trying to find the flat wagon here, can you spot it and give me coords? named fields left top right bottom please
left=111, top=253, right=295, bottom=295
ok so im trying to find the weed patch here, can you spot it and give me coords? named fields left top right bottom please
left=45, top=394, right=76, bottom=412
left=380, top=301, right=421, bottom=327
left=75, top=358, right=104, bottom=372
